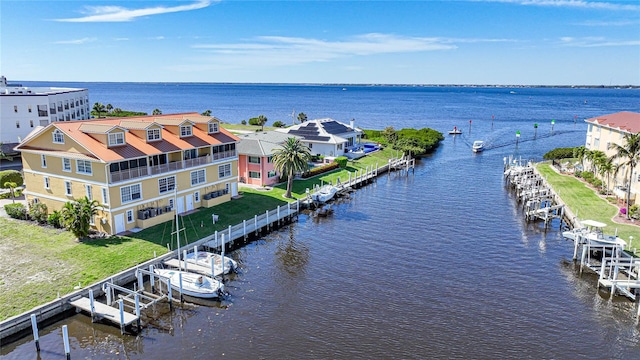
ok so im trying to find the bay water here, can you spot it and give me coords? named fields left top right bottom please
left=2, top=84, right=640, bottom=359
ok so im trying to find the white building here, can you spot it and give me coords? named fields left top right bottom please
left=0, top=76, right=91, bottom=146
left=275, top=118, right=363, bottom=158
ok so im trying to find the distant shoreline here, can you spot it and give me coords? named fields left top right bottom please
left=13, top=81, right=640, bottom=89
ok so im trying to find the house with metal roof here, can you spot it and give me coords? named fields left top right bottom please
left=236, top=131, right=304, bottom=186
left=275, top=118, right=363, bottom=158
left=14, top=112, right=239, bottom=235
left=585, top=111, right=640, bottom=203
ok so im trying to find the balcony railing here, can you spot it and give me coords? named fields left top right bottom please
left=109, top=151, right=237, bottom=183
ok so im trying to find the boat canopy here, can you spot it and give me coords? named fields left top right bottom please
left=581, top=219, right=606, bottom=228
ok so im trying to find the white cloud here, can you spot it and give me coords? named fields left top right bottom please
left=482, top=0, right=640, bottom=11
left=55, top=0, right=214, bottom=22
left=558, top=36, right=640, bottom=47
left=53, top=37, right=97, bottom=45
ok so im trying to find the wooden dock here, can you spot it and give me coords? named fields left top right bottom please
left=70, top=297, right=138, bottom=327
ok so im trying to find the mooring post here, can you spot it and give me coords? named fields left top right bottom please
left=106, top=283, right=112, bottom=306
left=221, top=234, right=226, bottom=278
left=89, top=289, right=96, bottom=322
left=243, top=220, right=247, bottom=239
left=265, top=210, right=269, bottom=230
left=150, top=265, right=156, bottom=293
left=277, top=206, right=281, bottom=225
left=119, top=299, right=125, bottom=334
left=178, top=272, right=184, bottom=303
left=183, top=250, right=188, bottom=272
left=137, top=269, right=143, bottom=292
left=167, top=278, right=173, bottom=310
left=62, top=325, right=71, bottom=360
left=30, top=314, right=40, bottom=352
left=580, top=244, right=588, bottom=274
left=228, top=225, right=232, bottom=245
left=135, top=293, right=141, bottom=330
left=573, top=237, right=579, bottom=260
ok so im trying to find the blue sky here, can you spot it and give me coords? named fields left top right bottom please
left=2, top=0, right=639, bottom=85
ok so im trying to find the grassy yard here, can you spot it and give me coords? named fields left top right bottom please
left=537, top=163, right=640, bottom=251
left=0, top=147, right=400, bottom=321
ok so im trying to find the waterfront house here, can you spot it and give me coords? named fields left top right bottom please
left=14, top=113, right=239, bottom=235
left=236, top=131, right=304, bottom=186
left=0, top=76, right=91, bottom=153
left=275, top=118, right=362, bottom=158
left=585, top=111, right=640, bottom=203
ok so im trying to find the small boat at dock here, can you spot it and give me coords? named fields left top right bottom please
left=311, top=185, right=338, bottom=203
left=184, top=250, right=238, bottom=276
left=472, top=140, right=485, bottom=153
left=448, top=126, right=462, bottom=135
left=154, top=268, right=224, bottom=299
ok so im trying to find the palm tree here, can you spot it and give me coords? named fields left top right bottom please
left=3, top=181, right=17, bottom=204
left=272, top=137, right=312, bottom=198
left=599, top=157, right=615, bottom=193
left=609, top=133, right=640, bottom=219
left=106, top=103, right=113, bottom=114
left=573, top=145, right=587, bottom=172
left=92, top=102, right=106, bottom=118
left=61, top=197, right=102, bottom=239
left=152, top=109, right=162, bottom=115
left=0, top=142, right=13, bottom=161
left=589, top=150, right=606, bottom=176
left=257, top=115, right=267, bottom=131
left=297, top=112, right=307, bottom=123
left=201, top=109, right=212, bottom=117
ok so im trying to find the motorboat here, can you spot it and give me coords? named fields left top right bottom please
left=154, top=268, right=224, bottom=299
left=562, top=219, right=626, bottom=247
left=472, top=140, right=485, bottom=153
left=184, top=250, right=238, bottom=276
left=311, top=184, right=338, bottom=203
left=448, top=126, right=462, bottom=135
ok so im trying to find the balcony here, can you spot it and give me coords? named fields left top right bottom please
left=109, top=151, right=236, bottom=183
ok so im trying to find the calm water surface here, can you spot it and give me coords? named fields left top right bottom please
left=2, top=84, right=640, bottom=359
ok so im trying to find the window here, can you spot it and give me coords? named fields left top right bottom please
left=30, top=120, right=34, bottom=128
left=191, top=169, right=206, bottom=185
left=180, top=125, right=192, bottom=137
left=126, top=210, right=134, bottom=223
left=77, top=160, right=92, bottom=175
left=308, top=143, right=313, bottom=148
left=249, top=171, right=261, bottom=179
left=147, top=128, right=161, bottom=141
left=65, top=181, right=72, bottom=196
left=41, top=154, right=47, bottom=168
left=86, top=185, right=93, bottom=200
left=44, top=177, right=50, bottom=189
left=108, top=132, right=125, bottom=146
left=248, top=156, right=261, bottom=164
left=208, top=122, right=219, bottom=133
left=158, top=176, right=176, bottom=193
left=50, top=103, right=56, bottom=114
left=28, top=105, right=32, bottom=113
left=102, top=188, right=109, bottom=204
left=194, top=191, right=200, bottom=202
left=14, top=105, right=17, bottom=113
left=120, top=184, right=142, bottom=203
left=52, top=130, right=65, bottom=144
left=268, top=170, right=277, bottom=178
left=184, top=149, right=197, bottom=159
left=169, top=198, right=174, bottom=209
left=90, top=215, right=95, bottom=226
left=16, top=121, right=20, bottom=128
left=267, top=156, right=273, bottom=163
left=218, top=164, right=231, bottom=178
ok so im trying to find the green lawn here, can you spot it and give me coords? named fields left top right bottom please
left=0, top=148, right=401, bottom=321
left=537, top=163, right=640, bottom=251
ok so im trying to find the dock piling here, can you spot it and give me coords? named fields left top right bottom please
left=30, top=314, right=40, bottom=352
left=62, top=325, right=70, bottom=360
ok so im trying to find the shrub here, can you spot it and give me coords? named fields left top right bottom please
left=302, top=162, right=340, bottom=178
left=241, top=120, right=247, bottom=125
left=0, top=170, right=23, bottom=188
left=4, top=203, right=27, bottom=219
left=630, top=205, right=639, bottom=220
left=48, top=210, right=63, bottom=228
left=543, top=147, right=576, bottom=160
left=272, top=120, right=286, bottom=128
left=29, top=201, right=48, bottom=224
left=335, top=156, right=348, bottom=168
left=581, top=172, right=594, bottom=182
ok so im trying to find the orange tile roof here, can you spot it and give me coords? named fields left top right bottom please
left=585, top=111, right=640, bottom=134
left=17, top=112, right=239, bottom=162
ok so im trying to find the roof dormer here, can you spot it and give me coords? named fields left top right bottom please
left=154, top=118, right=195, bottom=138
left=119, top=120, right=163, bottom=143
left=79, top=123, right=128, bottom=147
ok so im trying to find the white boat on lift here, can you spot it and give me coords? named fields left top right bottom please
left=184, top=250, right=238, bottom=276
left=154, top=268, right=224, bottom=299
left=562, top=219, right=627, bottom=247
left=311, top=184, right=338, bottom=203
left=472, top=140, right=485, bottom=153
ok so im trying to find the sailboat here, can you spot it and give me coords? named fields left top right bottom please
left=155, top=190, right=224, bottom=298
